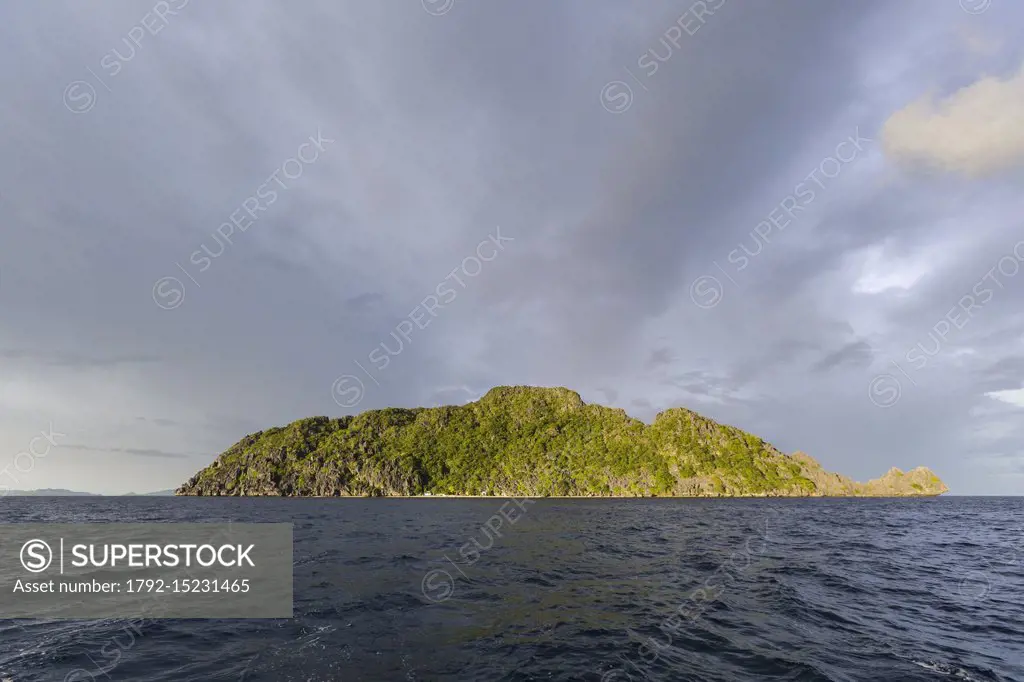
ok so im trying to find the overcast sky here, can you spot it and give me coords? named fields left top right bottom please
left=1, top=0, right=1023, bottom=494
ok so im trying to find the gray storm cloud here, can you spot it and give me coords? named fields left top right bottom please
left=0, top=0, right=1022, bottom=493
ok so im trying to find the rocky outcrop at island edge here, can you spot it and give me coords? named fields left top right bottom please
left=176, top=386, right=949, bottom=498
left=788, top=453, right=948, bottom=497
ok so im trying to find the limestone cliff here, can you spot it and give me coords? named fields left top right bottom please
left=177, top=386, right=948, bottom=498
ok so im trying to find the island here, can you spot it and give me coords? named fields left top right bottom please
left=176, top=386, right=948, bottom=497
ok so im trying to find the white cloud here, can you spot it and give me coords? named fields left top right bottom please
left=986, top=388, right=1024, bottom=408
left=882, top=64, right=1024, bottom=176
left=852, top=244, right=934, bottom=295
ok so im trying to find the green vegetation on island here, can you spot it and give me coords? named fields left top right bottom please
left=176, top=386, right=949, bottom=498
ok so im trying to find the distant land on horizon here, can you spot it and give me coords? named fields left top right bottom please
left=177, top=386, right=949, bottom=498
left=2, top=488, right=175, bottom=497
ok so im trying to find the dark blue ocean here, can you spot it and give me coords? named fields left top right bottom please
left=0, top=497, right=1021, bottom=681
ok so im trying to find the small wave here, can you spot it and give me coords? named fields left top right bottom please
left=912, top=660, right=984, bottom=681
